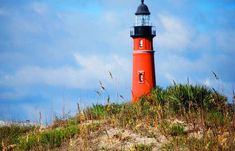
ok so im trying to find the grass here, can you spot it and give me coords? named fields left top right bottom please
left=169, top=123, right=185, bottom=136
left=0, top=124, right=35, bottom=150
left=132, top=144, right=153, bottom=151
left=0, top=83, right=235, bottom=150
left=18, top=125, right=79, bottom=150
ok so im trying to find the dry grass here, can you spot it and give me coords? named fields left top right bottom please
left=1, top=83, right=235, bottom=150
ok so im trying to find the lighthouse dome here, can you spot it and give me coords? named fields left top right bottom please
left=135, top=0, right=150, bottom=15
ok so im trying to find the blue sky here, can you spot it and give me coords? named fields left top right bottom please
left=0, top=0, right=235, bottom=123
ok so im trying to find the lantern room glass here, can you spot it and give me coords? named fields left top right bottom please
left=135, top=15, right=151, bottom=26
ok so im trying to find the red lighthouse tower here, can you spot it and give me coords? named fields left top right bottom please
left=130, top=0, right=156, bottom=102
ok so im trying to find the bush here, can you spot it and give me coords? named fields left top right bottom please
left=18, top=125, right=80, bottom=150
left=205, top=111, right=225, bottom=128
left=169, top=123, right=185, bottom=136
left=161, top=137, right=204, bottom=150
left=145, top=84, right=228, bottom=115
left=133, top=144, right=153, bottom=151
left=138, top=97, right=158, bottom=118
left=85, top=104, right=108, bottom=119
left=150, top=86, right=166, bottom=106
left=1, top=83, right=233, bottom=150
left=117, top=103, right=139, bottom=127
left=166, top=84, right=213, bottom=112
left=0, top=124, right=35, bottom=150
left=108, top=103, right=123, bottom=116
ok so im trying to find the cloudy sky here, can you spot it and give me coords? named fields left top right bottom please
left=0, top=0, right=235, bottom=123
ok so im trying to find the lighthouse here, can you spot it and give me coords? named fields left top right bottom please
left=130, top=0, right=156, bottom=102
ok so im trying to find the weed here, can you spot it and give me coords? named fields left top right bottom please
left=0, top=124, right=35, bottom=150
left=85, top=104, right=108, bottom=120
left=2, top=83, right=235, bottom=150
left=158, top=120, right=171, bottom=137
left=161, top=137, right=204, bottom=151
left=18, top=125, right=80, bottom=150
left=132, top=144, right=153, bottom=151
left=169, top=123, right=185, bottom=136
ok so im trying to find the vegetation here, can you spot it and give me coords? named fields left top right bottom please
left=0, top=125, right=35, bottom=150
left=132, top=144, right=153, bottom=151
left=0, top=83, right=234, bottom=150
left=18, top=125, right=79, bottom=150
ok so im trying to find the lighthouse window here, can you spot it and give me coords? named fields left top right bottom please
left=136, top=15, right=150, bottom=26
left=139, top=40, right=143, bottom=48
left=138, top=71, right=145, bottom=83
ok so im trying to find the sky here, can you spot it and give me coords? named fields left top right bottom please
left=0, top=0, right=235, bottom=123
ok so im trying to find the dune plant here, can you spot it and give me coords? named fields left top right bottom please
left=18, top=124, right=80, bottom=150
left=133, top=143, right=153, bottom=151
left=0, top=124, right=35, bottom=150
left=2, top=83, right=235, bottom=151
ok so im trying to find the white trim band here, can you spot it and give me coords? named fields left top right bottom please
left=133, top=50, right=155, bottom=54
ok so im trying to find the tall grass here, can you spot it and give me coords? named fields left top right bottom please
left=0, top=124, right=35, bottom=150
left=0, top=83, right=234, bottom=150
left=18, top=124, right=79, bottom=150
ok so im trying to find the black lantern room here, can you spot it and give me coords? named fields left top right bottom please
left=130, top=0, right=156, bottom=38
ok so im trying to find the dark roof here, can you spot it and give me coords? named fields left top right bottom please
left=135, top=0, right=150, bottom=15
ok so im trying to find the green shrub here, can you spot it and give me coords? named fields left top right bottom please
left=138, top=97, right=157, bottom=118
left=118, top=103, right=139, bottom=127
left=86, top=122, right=101, bottom=132
left=133, top=144, right=153, bottom=151
left=205, top=111, right=225, bottom=128
left=18, top=134, right=38, bottom=150
left=158, top=121, right=185, bottom=137
left=169, top=123, right=185, bottom=136
left=1, top=83, right=233, bottom=150
left=151, top=86, right=166, bottom=106
left=85, top=104, right=108, bottom=119
left=0, top=124, right=35, bottom=150
left=161, top=137, right=204, bottom=151
left=146, top=84, right=227, bottom=115
left=108, top=103, right=123, bottom=115
left=158, top=120, right=171, bottom=136
left=166, top=84, right=212, bottom=112
left=18, top=125, right=80, bottom=150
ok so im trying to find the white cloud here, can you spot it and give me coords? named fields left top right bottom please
left=157, top=15, right=193, bottom=51
left=0, top=53, right=131, bottom=90
left=156, top=53, right=213, bottom=86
